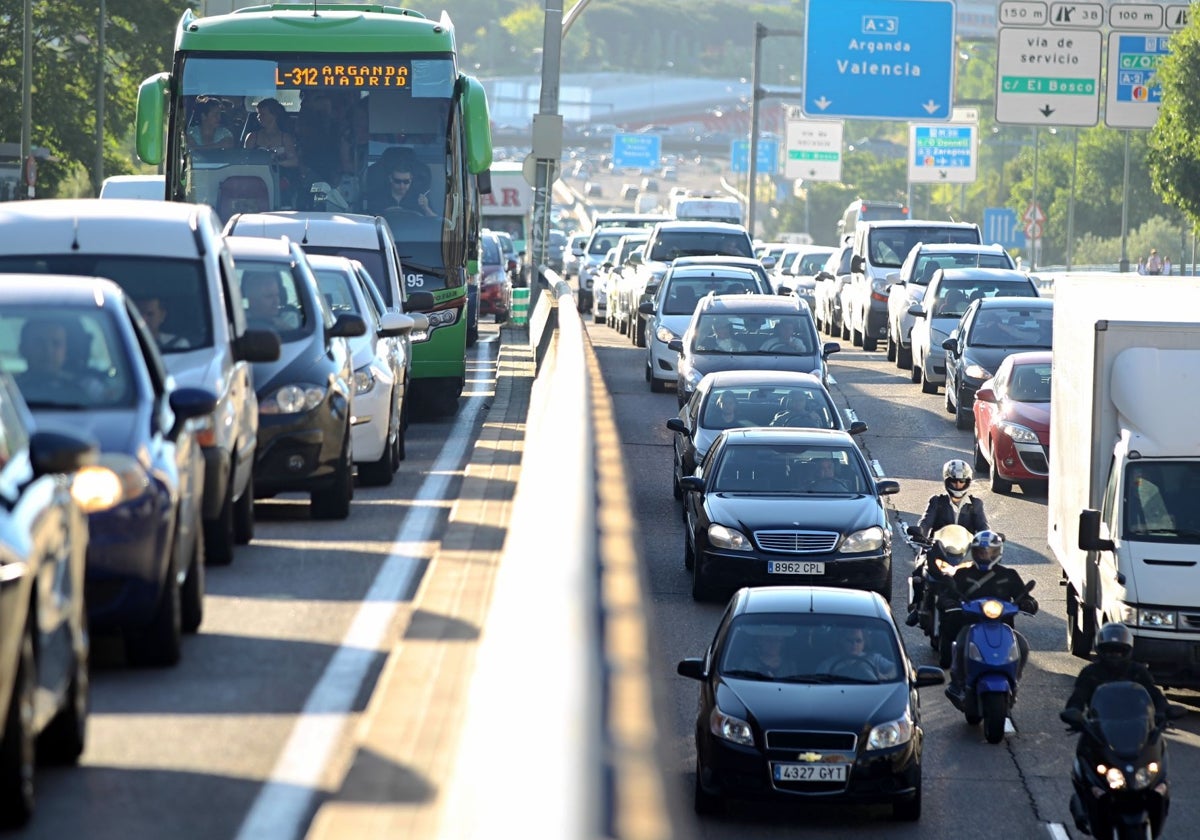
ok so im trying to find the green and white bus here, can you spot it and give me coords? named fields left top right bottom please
left=134, top=3, right=492, bottom=414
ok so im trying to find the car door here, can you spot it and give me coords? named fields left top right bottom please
left=944, top=301, right=978, bottom=400
left=218, top=245, right=260, bottom=495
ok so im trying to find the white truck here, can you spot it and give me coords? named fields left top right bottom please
left=668, top=192, right=743, bottom=227
left=480, top=161, right=531, bottom=259
left=1050, top=273, right=1200, bottom=686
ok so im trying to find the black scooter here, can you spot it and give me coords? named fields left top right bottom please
left=906, top=523, right=973, bottom=667
left=1060, top=682, right=1187, bottom=840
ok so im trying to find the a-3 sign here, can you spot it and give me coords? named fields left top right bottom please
left=908, top=122, right=976, bottom=184
left=784, top=118, right=843, bottom=182
left=802, top=0, right=956, bottom=120
left=611, top=133, right=661, bottom=170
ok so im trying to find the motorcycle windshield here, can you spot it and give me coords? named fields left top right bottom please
left=1089, top=682, right=1156, bottom=759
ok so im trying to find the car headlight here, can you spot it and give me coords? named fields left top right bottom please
left=840, top=526, right=886, bottom=553
left=354, top=365, right=377, bottom=395
left=708, top=523, right=752, bottom=551
left=998, top=422, right=1039, bottom=444
left=683, top=366, right=704, bottom=390
left=655, top=324, right=678, bottom=344
left=709, top=706, right=754, bottom=746
left=964, top=363, right=992, bottom=380
left=261, top=383, right=327, bottom=414
left=71, top=453, right=151, bottom=513
left=867, top=709, right=913, bottom=750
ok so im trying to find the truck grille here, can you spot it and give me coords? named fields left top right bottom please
left=754, top=530, right=840, bottom=553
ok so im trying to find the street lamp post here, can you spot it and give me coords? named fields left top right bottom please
left=21, top=0, right=33, bottom=198
left=1031, top=127, right=1039, bottom=269
left=95, top=0, right=106, bottom=192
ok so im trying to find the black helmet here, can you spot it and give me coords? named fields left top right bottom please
left=969, top=530, right=1003, bottom=570
left=1095, top=622, right=1134, bottom=668
left=943, top=459, right=973, bottom=499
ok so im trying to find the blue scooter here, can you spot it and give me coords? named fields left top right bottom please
left=944, top=581, right=1036, bottom=744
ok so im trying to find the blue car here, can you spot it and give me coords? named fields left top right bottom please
left=0, top=276, right=216, bottom=668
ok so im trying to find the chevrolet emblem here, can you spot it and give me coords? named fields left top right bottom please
left=796, top=751, right=822, bottom=762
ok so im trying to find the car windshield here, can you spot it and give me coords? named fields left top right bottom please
left=1122, top=461, right=1200, bottom=541
left=968, top=308, right=1053, bottom=348
left=711, top=443, right=868, bottom=494
left=664, top=275, right=758, bottom=314
left=235, top=260, right=315, bottom=342
left=0, top=254, right=214, bottom=353
left=693, top=314, right=816, bottom=355
left=701, top=386, right=836, bottom=430
left=648, top=231, right=754, bottom=262
left=869, top=227, right=981, bottom=268
left=1007, top=362, right=1051, bottom=402
left=933, top=280, right=1036, bottom=318
left=0, top=306, right=136, bottom=409
left=719, top=614, right=901, bottom=684
left=480, top=235, right=502, bottom=264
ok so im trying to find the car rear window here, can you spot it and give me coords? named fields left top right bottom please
left=913, top=251, right=1013, bottom=284
left=868, top=226, right=981, bottom=268
left=933, top=280, right=1037, bottom=318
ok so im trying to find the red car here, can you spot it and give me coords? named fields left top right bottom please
left=971, top=350, right=1051, bottom=494
left=478, top=231, right=511, bottom=321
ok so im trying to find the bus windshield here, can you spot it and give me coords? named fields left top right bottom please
left=173, top=53, right=463, bottom=283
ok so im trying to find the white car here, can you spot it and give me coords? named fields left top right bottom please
left=308, top=254, right=421, bottom=485
left=578, top=225, right=644, bottom=315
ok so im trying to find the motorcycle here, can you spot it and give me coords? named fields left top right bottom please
left=906, top=523, right=974, bottom=666
left=1061, top=682, right=1187, bottom=840
left=943, top=580, right=1036, bottom=744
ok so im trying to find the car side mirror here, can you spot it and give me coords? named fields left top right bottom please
left=850, top=254, right=865, bottom=273
left=822, top=341, right=841, bottom=359
left=915, top=666, right=946, bottom=688
left=666, top=417, right=687, bottom=434
left=676, top=658, right=706, bottom=681
left=942, top=337, right=959, bottom=353
left=329, top=313, right=368, bottom=339
left=908, top=304, right=926, bottom=318
left=237, top=328, right=282, bottom=363
left=28, top=430, right=97, bottom=478
left=168, top=387, right=219, bottom=438
left=668, top=339, right=684, bottom=352
left=886, top=271, right=901, bottom=283
left=761, top=255, right=777, bottom=269
left=638, top=301, right=655, bottom=315
left=379, top=311, right=414, bottom=338
left=679, top=475, right=704, bottom=494
left=975, top=384, right=996, bottom=403
left=848, top=420, right=868, bottom=436
left=875, top=479, right=900, bottom=496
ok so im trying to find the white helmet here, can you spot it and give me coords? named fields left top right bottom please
left=943, top=459, right=973, bottom=499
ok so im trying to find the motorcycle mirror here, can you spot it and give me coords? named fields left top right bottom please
left=1024, top=579, right=1037, bottom=593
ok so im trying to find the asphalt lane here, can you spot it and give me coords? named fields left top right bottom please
left=592, top=319, right=1200, bottom=839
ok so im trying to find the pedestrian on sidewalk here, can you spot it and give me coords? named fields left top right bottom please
left=1146, top=249, right=1163, bottom=275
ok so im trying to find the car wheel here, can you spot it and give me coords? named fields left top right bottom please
left=954, top=391, right=973, bottom=430
left=126, top=548, right=182, bottom=668
left=394, top=395, right=408, bottom=464
left=496, top=308, right=508, bottom=324
left=360, top=411, right=397, bottom=487
left=694, top=760, right=723, bottom=816
left=38, top=618, right=88, bottom=766
left=944, top=384, right=956, bottom=415
left=851, top=323, right=863, bottom=347
left=897, top=341, right=913, bottom=370
left=863, top=334, right=878, bottom=352
left=634, top=317, right=647, bottom=348
left=885, top=331, right=897, bottom=362
left=233, top=470, right=255, bottom=546
left=650, top=374, right=667, bottom=393
left=204, top=477, right=236, bottom=566
left=973, top=436, right=988, bottom=473
left=0, top=626, right=35, bottom=827
left=910, top=355, right=923, bottom=384
left=311, top=432, right=354, bottom=520
left=891, top=777, right=921, bottom=822
left=920, top=365, right=938, bottom=395
left=181, top=513, right=205, bottom=634
left=840, top=319, right=850, bottom=341
left=989, top=442, right=1013, bottom=494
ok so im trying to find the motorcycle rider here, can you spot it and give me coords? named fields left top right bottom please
left=906, top=459, right=990, bottom=626
left=1062, top=623, right=1169, bottom=724
left=943, top=530, right=1037, bottom=698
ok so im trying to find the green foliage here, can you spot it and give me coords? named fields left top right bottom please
left=1149, top=14, right=1200, bottom=231
left=1072, top=215, right=1192, bottom=270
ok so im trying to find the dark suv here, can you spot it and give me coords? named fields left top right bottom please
left=668, top=293, right=840, bottom=407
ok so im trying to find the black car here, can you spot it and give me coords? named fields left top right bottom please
left=681, top=428, right=899, bottom=601
left=227, top=236, right=366, bottom=519
left=667, top=370, right=866, bottom=502
left=942, top=296, right=1053, bottom=430
left=0, top=371, right=94, bottom=826
left=677, top=586, right=944, bottom=820
left=669, top=294, right=840, bottom=407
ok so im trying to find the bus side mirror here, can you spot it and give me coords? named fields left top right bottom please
left=135, top=73, right=170, bottom=166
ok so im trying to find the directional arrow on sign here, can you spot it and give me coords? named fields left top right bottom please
left=923, top=100, right=941, bottom=114
left=1039, top=105, right=1056, bottom=117
left=813, top=96, right=832, bottom=111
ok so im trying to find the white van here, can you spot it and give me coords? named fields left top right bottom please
left=98, top=174, right=165, bottom=200
left=0, top=199, right=280, bottom=564
left=668, top=193, right=743, bottom=227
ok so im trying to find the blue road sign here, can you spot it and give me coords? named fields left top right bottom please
left=730, top=137, right=780, bottom=174
left=612, top=133, right=661, bottom=170
left=983, top=207, right=1026, bottom=251
left=1114, top=34, right=1167, bottom=105
left=803, top=0, right=956, bottom=120
left=912, top=126, right=972, bottom=169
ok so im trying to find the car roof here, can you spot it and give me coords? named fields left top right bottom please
left=937, top=268, right=1032, bottom=283
left=719, top=426, right=853, bottom=446
left=973, top=295, right=1051, bottom=309
left=226, top=212, right=384, bottom=247
left=1004, top=350, right=1053, bottom=366
left=699, top=370, right=824, bottom=390
left=0, top=199, right=218, bottom=258
left=226, top=234, right=298, bottom=259
left=696, top=293, right=810, bottom=314
left=653, top=221, right=748, bottom=232
left=731, top=586, right=892, bottom=620
left=862, top=219, right=979, bottom=230
left=913, top=242, right=1010, bottom=255
left=0, top=273, right=126, bottom=307
left=670, top=265, right=758, bottom=279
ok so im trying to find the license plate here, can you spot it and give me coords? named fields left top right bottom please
left=767, top=561, right=825, bottom=575
left=773, top=762, right=849, bottom=782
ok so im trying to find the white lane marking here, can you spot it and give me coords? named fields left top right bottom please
left=1005, top=717, right=1016, bottom=734
left=234, top=352, right=490, bottom=840
left=871, top=459, right=885, bottom=478
left=1046, top=823, right=1071, bottom=840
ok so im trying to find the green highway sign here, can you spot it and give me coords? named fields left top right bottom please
left=788, top=151, right=839, bottom=162
left=1000, top=76, right=1097, bottom=94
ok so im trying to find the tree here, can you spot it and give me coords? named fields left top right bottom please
left=1148, top=15, right=1200, bottom=231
